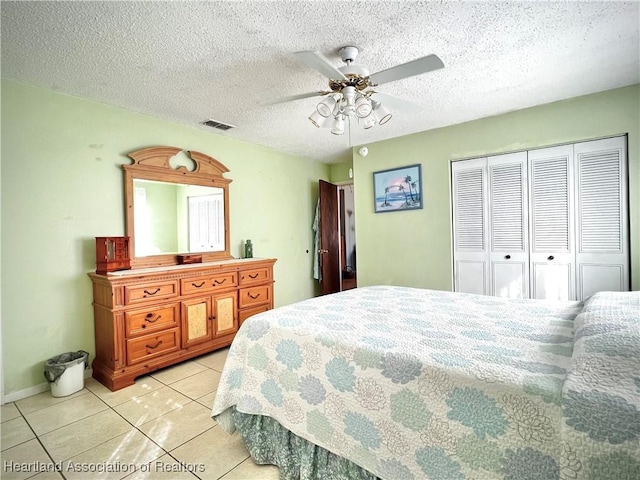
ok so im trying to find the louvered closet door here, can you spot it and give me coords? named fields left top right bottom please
left=575, top=136, right=629, bottom=299
left=488, top=152, right=529, bottom=298
left=528, top=145, right=575, bottom=301
left=452, top=158, right=489, bottom=294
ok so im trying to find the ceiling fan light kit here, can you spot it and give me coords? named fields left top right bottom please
left=308, top=110, right=324, bottom=128
left=278, top=46, right=444, bottom=136
left=317, top=96, right=337, bottom=117
left=372, top=100, right=392, bottom=125
left=331, top=115, right=345, bottom=136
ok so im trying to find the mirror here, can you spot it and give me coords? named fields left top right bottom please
left=132, top=179, right=225, bottom=257
left=124, top=147, right=232, bottom=268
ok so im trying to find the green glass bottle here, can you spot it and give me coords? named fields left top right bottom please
left=245, top=239, right=253, bottom=258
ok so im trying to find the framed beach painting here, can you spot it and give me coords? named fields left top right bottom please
left=373, top=164, right=423, bottom=213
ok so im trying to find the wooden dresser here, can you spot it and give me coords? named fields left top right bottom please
left=89, top=257, right=276, bottom=391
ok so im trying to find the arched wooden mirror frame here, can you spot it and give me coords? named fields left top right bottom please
left=124, top=146, right=232, bottom=268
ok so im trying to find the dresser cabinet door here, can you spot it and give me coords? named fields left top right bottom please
left=181, top=297, right=214, bottom=348
left=213, top=291, right=238, bottom=337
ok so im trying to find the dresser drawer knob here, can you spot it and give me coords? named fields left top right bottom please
left=249, top=273, right=259, bottom=279
left=248, top=292, right=261, bottom=299
left=143, top=288, right=161, bottom=296
left=214, top=278, right=227, bottom=285
left=144, top=314, right=161, bottom=323
left=146, top=340, right=163, bottom=349
left=192, top=281, right=205, bottom=288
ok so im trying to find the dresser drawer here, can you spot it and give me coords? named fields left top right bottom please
left=126, top=328, right=180, bottom=365
left=239, top=284, right=272, bottom=308
left=181, top=272, right=237, bottom=296
left=125, top=281, right=179, bottom=305
left=125, top=304, right=179, bottom=337
left=239, top=304, right=270, bottom=326
left=239, top=267, right=271, bottom=286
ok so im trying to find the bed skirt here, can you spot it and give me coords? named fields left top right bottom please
left=229, top=408, right=379, bottom=480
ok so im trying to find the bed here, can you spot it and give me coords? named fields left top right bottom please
left=211, top=285, right=640, bottom=480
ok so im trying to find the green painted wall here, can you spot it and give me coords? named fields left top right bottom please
left=354, top=85, right=640, bottom=292
left=330, top=161, right=353, bottom=184
left=1, top=80, right=330, bottom=395
left=2, top=80, right=638, bottom=396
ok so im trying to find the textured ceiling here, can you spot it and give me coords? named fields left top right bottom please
left=2, top=1, right=639, bottom=163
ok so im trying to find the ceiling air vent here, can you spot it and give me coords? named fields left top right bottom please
left=201, top=119, right=236, bottom=131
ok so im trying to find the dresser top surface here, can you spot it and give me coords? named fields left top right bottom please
left=89, top=257, right=275, bottom=279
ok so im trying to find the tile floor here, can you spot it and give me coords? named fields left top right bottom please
left=1, top=348, right=280, bottom=480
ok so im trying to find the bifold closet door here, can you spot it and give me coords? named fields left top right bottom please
left=528, top=145, right=575, bottom=301
left=453, top=136, right=628, bottom=300
left=452, top=158, right=489, bottom=295
left=488, top=152, right=529, bottom=298
left=574, top=136, right=629, bottom=299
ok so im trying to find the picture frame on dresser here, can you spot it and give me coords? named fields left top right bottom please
left=89, top=146, right=276, bottom=391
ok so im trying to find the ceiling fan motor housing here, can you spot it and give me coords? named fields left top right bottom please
left=331, top=46, right=371, bottom=91
left=339, top=46, right=359, bottom=64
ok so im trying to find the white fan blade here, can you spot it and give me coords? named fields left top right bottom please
left=261, top=91, right=327, bottom=106
left=369, top=54, right=444, bottom=86
left=294, top=50, right=348, bottom=80
left=371, top=92, right=421, bottom=114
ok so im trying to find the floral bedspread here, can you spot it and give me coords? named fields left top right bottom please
left=211, top=286, right=640, bottom=479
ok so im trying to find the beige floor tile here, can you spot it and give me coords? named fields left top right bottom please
left=220, top=457, right=280, bottom=480
left=169, top=369, right=222, bottom=400
left=62, top=429, right=165, bottom=480
left=170, top=426, right=249, bottom=480
left=39, top=409, right=132, bottom=462
left=85, top=376, right=164, bottom=407
left=1, top=416, right=35, bottom=451
left=1, top=403, right=21, bottom=423
left=0, top=438, right=56, bottom=480
left=113, top=386, right=191, bottom=426
left=193, top=347, right=229, bottom=372
left=195, top=391, right=216, bottom=409
left=149, top=361, right=207, bottom=385
left=137, top=401, right=216, bottom=451
left=24, top=392, right=108, bottom=436
left=15, top=388, right=88, bottom=415
left=122, top=454, right=200, bottom=480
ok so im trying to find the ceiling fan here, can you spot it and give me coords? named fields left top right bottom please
left=266, top=46, right=444, bottom=135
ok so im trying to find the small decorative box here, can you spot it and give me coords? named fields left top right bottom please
left=96, top=236, right=131, bottom=274
left=177, top=254, right=203, bottom=265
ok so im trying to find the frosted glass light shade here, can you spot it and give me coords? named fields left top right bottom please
left=359, top=112, right=376, bottom=129
left=373, top=102, right=392, bottom=125
left=355, top=95, right=372, bottom=118
left=309, top=110, right=324, bottom=128
left=317, top=96, right=337, bottom=117
left=331, top=115, right=345, bottom=135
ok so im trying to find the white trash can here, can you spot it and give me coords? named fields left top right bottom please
left=44, top=351, right=89, bottom=397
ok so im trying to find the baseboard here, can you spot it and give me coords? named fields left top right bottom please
left=2, top=369, right=93, bottom=405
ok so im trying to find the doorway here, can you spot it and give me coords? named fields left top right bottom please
left=318, top=180, right=357, bottom=295
left=339, top=184, right=357, bottom=290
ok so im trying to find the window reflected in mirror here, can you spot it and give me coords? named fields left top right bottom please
left=133, top=179, right=225, bottom=257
